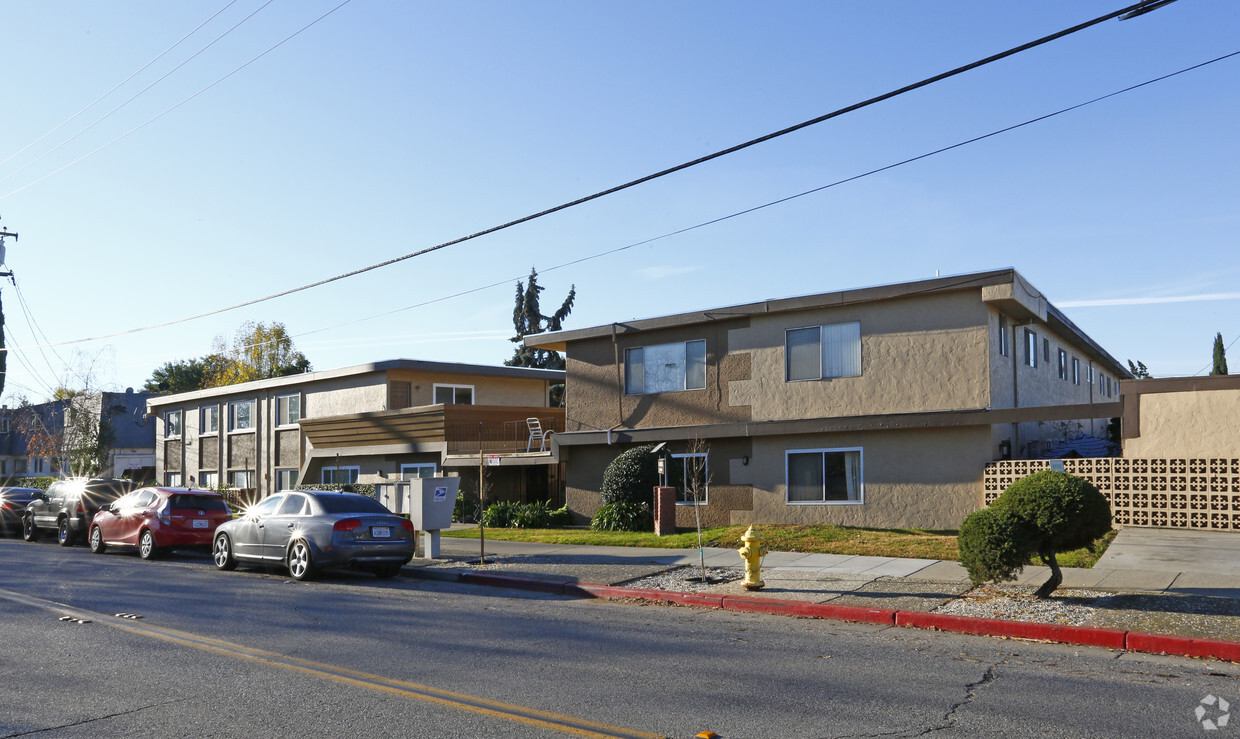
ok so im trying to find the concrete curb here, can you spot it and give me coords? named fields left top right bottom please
left=407, top=566, right=1240, bottom=663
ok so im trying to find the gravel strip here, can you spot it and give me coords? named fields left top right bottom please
left=932, top=584, right=1115, bottom=625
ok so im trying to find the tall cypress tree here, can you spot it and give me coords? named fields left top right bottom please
left=1212, top=332, right=1229, bottom=376
left=506, top=268, right=575, bottom=404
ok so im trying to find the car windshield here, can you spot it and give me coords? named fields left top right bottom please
left=168, top=494, right=230, bottom=512
left=81, top=481, right=137, bottom=505
left=314, top=494, right=392, bottom=515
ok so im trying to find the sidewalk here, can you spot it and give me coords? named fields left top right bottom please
left=401, top=531, right=1240, bottom=661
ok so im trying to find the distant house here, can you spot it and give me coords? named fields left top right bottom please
left=525, top=269, right=1128, bottom=530
left=145, top=359, right=565, bottom=503
left=0, top=389, right=157, bottom=480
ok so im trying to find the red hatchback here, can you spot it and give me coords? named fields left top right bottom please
left=89, top=487, right=232, bottom=559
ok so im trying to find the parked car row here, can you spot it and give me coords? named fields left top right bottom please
left=5, top=479, right=416, bottom=581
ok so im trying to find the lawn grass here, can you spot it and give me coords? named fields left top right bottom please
left=443, top=523, right=1118, bottom=567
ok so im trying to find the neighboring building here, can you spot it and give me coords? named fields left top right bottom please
left=525, top=269, right=1128, bottom=530
left=0, top=390, right=157, bottom=480
left=145, top=359, right=565, bottom=503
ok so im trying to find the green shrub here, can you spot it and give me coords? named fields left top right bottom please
left=600, top=444, right=660, bottom=506
left=480, top=500, right=571, bottom=528
left=959, top=470, right=1112, bottom=598
left=294, top=483, right=377, bottom=498
left=958, top=507, right=1037, bottom=587
left=590, top=500, right=653, bottom=532
left=482, top=500, right=520, bottom=528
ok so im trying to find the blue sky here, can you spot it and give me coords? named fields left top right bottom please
left=0, top=0, right=1236, bottom=400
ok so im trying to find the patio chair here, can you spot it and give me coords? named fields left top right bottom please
left=526, top=418, right=548, bottom=452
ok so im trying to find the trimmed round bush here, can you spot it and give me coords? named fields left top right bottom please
left=991, top=469, right=1111, bottom=555
left=599, top=444, right=660, bottom=506
left=958, top=507, right=1037, bottom=587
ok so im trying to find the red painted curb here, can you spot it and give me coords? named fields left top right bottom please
left=459, top=572, right=566, bottom=594
left=1126, top=631, right=1240, bottom=662
left=723, top=595, right=896, bottom=625
left=895, top=611, right=1127, bottom=649
left=574, top=584, right=725, bottom=609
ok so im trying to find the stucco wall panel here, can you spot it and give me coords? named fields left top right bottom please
left=1126, top=389, right=1240, bottom=458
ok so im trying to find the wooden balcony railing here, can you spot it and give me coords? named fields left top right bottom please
left=445, top=414, right=565, bottom=455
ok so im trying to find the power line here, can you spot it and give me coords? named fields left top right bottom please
left=0, top=0, right=279, bottom=187
left=0, top=0, right=1178, bottom=350
left=0, top=0, right=241, bottom=173
left=0, top=0, right=354, bottom=198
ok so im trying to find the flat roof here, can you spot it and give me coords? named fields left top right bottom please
left=147, top=358, right=563, bottom=407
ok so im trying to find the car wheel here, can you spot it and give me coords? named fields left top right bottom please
left=89, top=525, right=107, bottom=554
left=57, top=518, right=75, bottom=547
left=372, top=563, right=403, bottom=579
left=287, top=540, right=313, bottom=581
left=22, top=515, right=39, bottom=542
left=138, top=530, right=159, bottom=560
left=213, top=534, right=237, bottom=571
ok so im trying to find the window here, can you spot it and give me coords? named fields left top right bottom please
left=433, top=384, right=474, bottom=405
left=33, top=457, right=45, bottom=474
left=275, top=468, right=299, bottom=491
left=1105, top=376, right=1113, bottom=398
left=229, top=400, right=255, bottom=432
left=625, top=340, right=707, bottom=394
left=277, top=494, right=310, bottom=516
left=786, top=323, right=861, bottom=382
left=229, top=470, right=254, bottom=489
left=167, top=472, right=182, bottom=487
left=0, top=460, right=6, bottom=474
left=0, top=417, right=9, bottom=434
left=1043, top=338, right=1050, bottom=364
left=200, top=406, right=219, bottom=435
left=786, top=448, right=863, bottom=504
left=1057, top=349, right=1067, bottom=380
left=200, top=471, right=218, bottom=489
left=14, top=459, right=26, bottom=474
left=669, top=453, right=708, bottom=505
left=321, top=466, right=360, bottom=485
left=1088, top=366, right=1095, bottom=385
left=1024, top=329, right=1038, bottom=368
left=400, top=463, right=438, bottom=480
left=1072, top=357, right=1080, bottom=385
left=276, top=394, right=301, bottom=427
left=165, top=410, right=182, bottom=438
left=997, top=316, right=1008, bottom=357
left=252, top=495, right=282, bottom=517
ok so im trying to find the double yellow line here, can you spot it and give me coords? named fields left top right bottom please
left=0, top=588, right=664, bottom=738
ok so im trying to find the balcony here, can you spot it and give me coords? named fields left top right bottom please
left=299, top=404, right=566, bottom=457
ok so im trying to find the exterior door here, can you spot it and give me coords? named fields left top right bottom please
left=234, top=495, right=282, bottom=560
left=262, top=493, right=309, bottom=560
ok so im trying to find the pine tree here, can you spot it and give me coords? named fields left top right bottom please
left=506, top=268, right=575, bottom=405
left=1212, top=332, right=1229, bottom=376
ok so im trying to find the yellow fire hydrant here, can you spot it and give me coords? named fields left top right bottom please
left=738, top=525, right=767, bottom=591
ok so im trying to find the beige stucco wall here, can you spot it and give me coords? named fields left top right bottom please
left=564, top=426, right=992, bottom=530
left=729, top=291, right=991, bottom=421
left=386, top=370, right=549, bottom=408
left=563, top=318, right=752, bottom=433
left=1125, top=388, right=1240, bottom=458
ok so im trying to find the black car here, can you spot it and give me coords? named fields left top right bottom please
left=0, top=487, right=42, bottom=537
left=23, top=478, right=139, bottom=546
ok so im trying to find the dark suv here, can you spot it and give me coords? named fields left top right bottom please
left=23, top=478, right=139, bottom=546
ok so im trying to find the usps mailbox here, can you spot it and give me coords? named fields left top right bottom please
left=410, top=476, right=459, bottom=558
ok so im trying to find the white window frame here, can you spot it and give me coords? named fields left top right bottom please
left=1072, top=357, right=1081, bottom=385
left=625, top=340, right=707, bottom=394
left=669, top=452, right=709, bottom=506
left=997, top=316, right=1008, bottom=357
left=228, top=470, right=255, bottom=489
left=1024, top=329, right=1038, bottom=368
left=276, top=394, right=301, bottom=428
left=200, top=405, right=219, bottom=435
left=0, top=417, right=10, bottom=434
left=165, top=410, right=182, bottom=439
left=33, top=457, right=45, bottom=474
left=400, top=463, right=438, bottom=480
left=167, top=472, right=183, bottom=487
left=432, top=384, right=475, bottom=405
left=228, top=399, right=256, bottom=433
left=1057, top=349, right=1068, bottom=380
left=785, top=323, right=862, bottom=382
left=275, top=468, right=299, bottom=491
left=200, top=471, right=218, bottom=489
left=321, top=466, right=360, bottom=485
left=785, top=447, right=864, bottom=505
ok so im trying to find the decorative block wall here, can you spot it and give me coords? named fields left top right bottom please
left=983, top=458, right=1240, bottom=530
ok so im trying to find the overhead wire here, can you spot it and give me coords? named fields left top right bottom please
left=0, top=0, right=1175, bottom=340
left=0, top=0, right=354, bottom=197
left=0, top=0, right=280, bottom=187
left=0, top=0, right=241, bottom=172
left=1192, top=333, right=1240, bottom=376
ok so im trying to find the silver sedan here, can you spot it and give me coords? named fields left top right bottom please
left=212, top=491, right=414, bottom=580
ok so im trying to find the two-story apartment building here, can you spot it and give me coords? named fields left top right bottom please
left=525, top=269, right=1128, bottom=530
left=0, top=390, right=157, bottom=480
left=146, top=359, right=565, bottom=503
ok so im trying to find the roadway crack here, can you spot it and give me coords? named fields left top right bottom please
left=912, top=656, right=1008, bottom=736
left=1, top=698, right=182, bottom=737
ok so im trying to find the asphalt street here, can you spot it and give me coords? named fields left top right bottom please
left=2, top=536, right=1238, bottom=738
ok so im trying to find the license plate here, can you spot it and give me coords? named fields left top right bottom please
left=192, top=520, right=209, bottom=529
left=371, top=526, right=391, bottom=539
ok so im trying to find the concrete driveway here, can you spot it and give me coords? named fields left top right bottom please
left=1094, top=527, right=1240, bottom=577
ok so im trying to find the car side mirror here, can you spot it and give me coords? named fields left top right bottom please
left=99, top=503, right=112, bottom=513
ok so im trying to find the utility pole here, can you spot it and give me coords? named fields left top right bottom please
left=0, top=218, right=15, bottom=403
